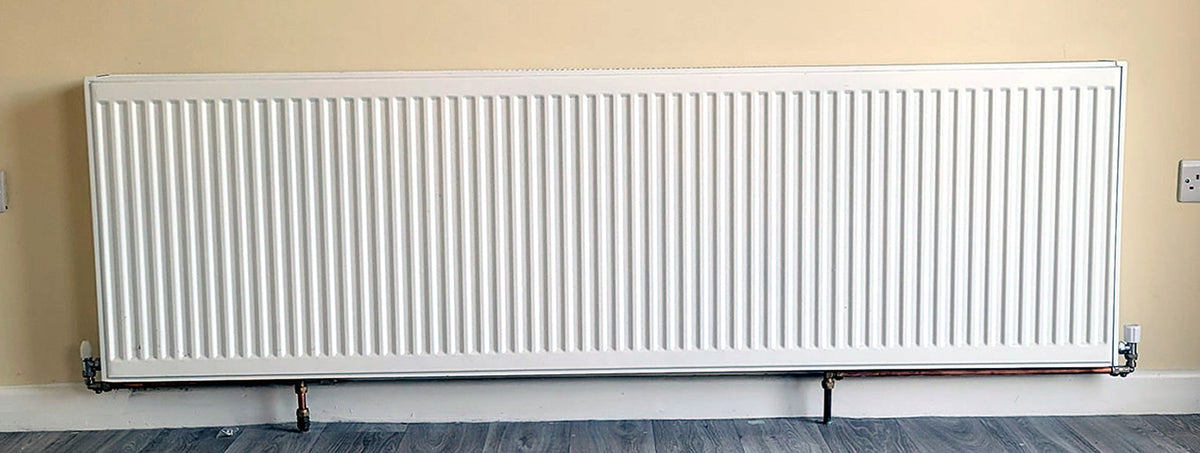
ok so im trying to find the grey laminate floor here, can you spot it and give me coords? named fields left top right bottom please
left=1, top=415, right=1197, bottom=452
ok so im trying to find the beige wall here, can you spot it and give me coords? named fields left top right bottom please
left=0, top=0, right=1196, bottom=385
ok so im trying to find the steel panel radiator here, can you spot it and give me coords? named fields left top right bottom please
left=85, top=62, right=1126, bottom=382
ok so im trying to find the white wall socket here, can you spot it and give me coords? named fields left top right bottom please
left=1180, top=160, right=1200, bottom=202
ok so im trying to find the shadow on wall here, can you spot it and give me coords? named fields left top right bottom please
left=8, top=84, right=98, bottom=383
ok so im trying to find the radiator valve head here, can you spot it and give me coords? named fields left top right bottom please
left=1123, top=324, right=1142, bottom=344
left=80, top=340, right=93, bottom=360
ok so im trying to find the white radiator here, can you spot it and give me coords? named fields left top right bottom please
left=85, top=62, right=1126, bottom=382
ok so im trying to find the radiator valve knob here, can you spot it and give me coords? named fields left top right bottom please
left=1123, top=324, right=1142, bottom=344
left=80, top=340, right=93, bottom=360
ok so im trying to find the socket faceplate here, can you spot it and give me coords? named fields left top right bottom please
left=1180, top=161, right=1200, bottom=202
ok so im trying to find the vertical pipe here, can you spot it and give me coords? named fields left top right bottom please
left=294, top=381, right=310, bottom=432
left=822, top=386, right=833, bottom=424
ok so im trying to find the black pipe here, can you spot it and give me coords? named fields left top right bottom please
left=822, top=386, right=832, bottom=424
left=820, top=372, right=842, bottom=424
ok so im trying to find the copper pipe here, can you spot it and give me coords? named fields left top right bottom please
left=297, top=383, right=308, bottom=408
left=295, top=381, right=310, bottom=432
left=819, top=366, right=1113, bottom=424
left=838, top=367, right=1111, bottom=378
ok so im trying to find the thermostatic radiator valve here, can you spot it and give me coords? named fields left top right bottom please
left=1112, top=324, right=1141, bottom=377
left=80, top=340, right=111, bottom=393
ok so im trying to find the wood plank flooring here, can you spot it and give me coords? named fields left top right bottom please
left=0, top=415, right=1195, bottom=452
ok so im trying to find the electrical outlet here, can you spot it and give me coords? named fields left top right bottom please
left=1180, top=161, right=1200, bottom=202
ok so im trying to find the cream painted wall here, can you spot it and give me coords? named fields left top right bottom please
left=0, top=0, right=1196, bottom=385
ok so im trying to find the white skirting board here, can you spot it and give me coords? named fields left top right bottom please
left=1, top=371, right=1197, bottom=432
